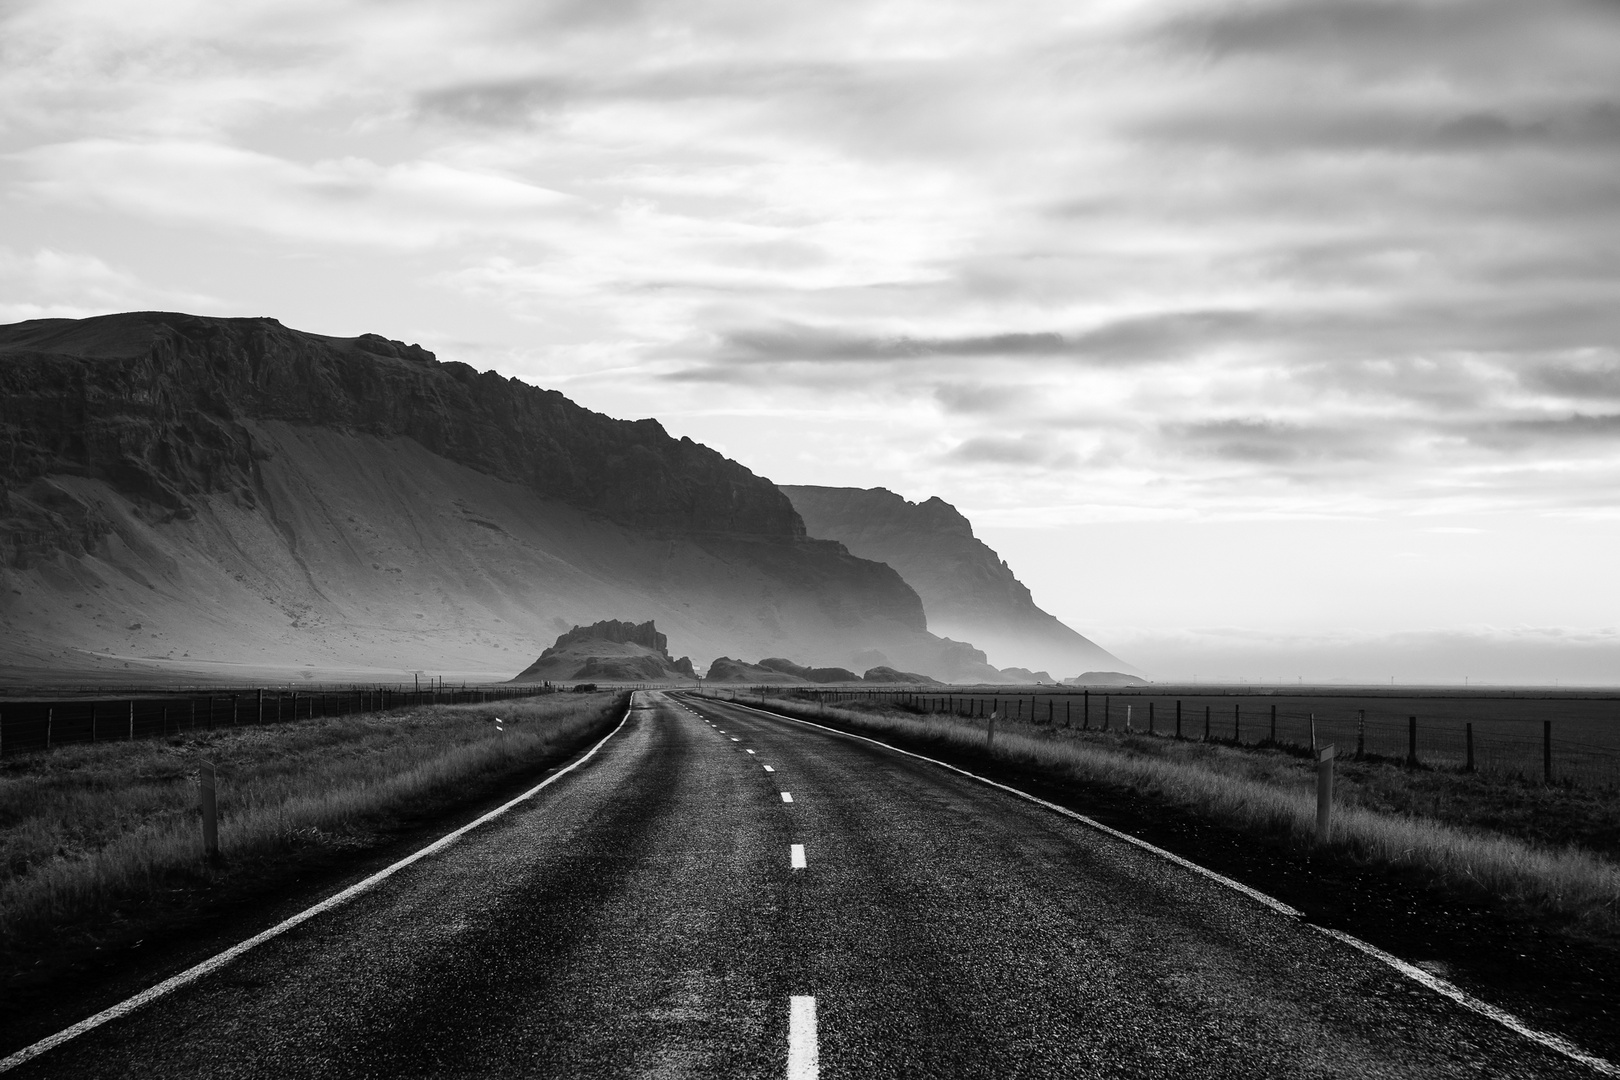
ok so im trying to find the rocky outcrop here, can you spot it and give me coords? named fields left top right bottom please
left=513, top=619, right=692, bottom=682
left=545, top=619, right=670, bottom=658
left=781, top=485, right=1131, bottom=676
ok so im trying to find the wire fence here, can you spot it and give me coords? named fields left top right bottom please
left=0, top=682, right=568, bottom=758
left=758, top=686, right=1620, bottom=791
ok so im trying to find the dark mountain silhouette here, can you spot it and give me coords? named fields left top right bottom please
left=0, top=312, right=1000, bottom=683
left=780, top=485, right=1132, bottom=677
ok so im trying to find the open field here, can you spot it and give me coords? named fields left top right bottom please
left=791, top=685, right=1620, bottom=789
left=0, top=682, right=623, bottom=757
left=0, top=691, right=627, bottom=959
left=705, top=688, right=1620, bottom=937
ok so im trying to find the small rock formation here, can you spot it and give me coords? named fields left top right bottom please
left=863, top=666, right=941, bottom=685
left=513, top=619, right=692, bottom=682
left=1063, top=671, right=1151, bottom=687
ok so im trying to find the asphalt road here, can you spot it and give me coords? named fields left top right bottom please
left=6, top=691, right=1602, bottom=1078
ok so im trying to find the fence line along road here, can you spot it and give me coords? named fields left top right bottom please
left=726, top=685, right=1620, bottom=791
left=0, top=682, right=580, bottom=758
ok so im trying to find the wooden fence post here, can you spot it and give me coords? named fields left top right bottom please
left=1316, top=745, right=1335, bottom=843
left=1233, top=703, right=1240, bottom=744
left=46, top=708, right=52, bottom=750
left=1465, top=722, right=1475, bottom=773
left=1269, top=704, right=1276, bottom=744
left=1544, top=721, right=1553, bottom=784
left=199, top=759, right=220, bottom=861
left=1083, top=690, right=1089, bottom=729
left=1407, top=716, right=1418, bottom=768
left=1203, top=705, right=1210, bottom=741
left=129, top=701, right=134, bottom=740
left=1356, top=710, right=1365, bottom=758
left=1175, top=700, right=1182, bottom=739
left=257, top=689, right=264, bottom=724
left=1103, top=695, right=1110, bottom=732
left=1148, top=702, right=1155, bottom=734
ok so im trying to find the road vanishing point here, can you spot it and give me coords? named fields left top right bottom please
left=3, top=691, right=1610, bottom=1078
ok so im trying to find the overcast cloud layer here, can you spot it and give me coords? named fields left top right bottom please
left=3, top=0, right=1617, bottom=680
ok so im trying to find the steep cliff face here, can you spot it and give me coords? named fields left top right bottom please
left=781, top=485, right=1131, bottom=677
left=0, top=311, right=803, bottom=559
left=0, top=313, right=973, bottom=683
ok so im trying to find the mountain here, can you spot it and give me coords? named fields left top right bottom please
left=780, top=485, right=1131, bottom=678
left=704, top=657, right=808, bottom=684
left=0, top=312, right=995, bottom=684
left=513, top=619, right=694, bottom=682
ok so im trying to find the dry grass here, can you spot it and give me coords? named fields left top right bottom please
left=731, top=692, right=1620, bottom=932
left=0, top=692, right=625, bottom=949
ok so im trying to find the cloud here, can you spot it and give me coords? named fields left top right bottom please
left=712, top=310, right=1270, bottom=366
left=415, top=76, right=575, bottom=128
left=944, top=435, right=1078, bottom=470
left=1167, top=418, right=1387, bottom=466
left=0, top=246, right=218, bottom=323
left=11, top=139, right=579, bottom=248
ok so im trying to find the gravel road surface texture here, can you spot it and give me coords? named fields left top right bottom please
left=4, top=691, right=1603, bottom=1078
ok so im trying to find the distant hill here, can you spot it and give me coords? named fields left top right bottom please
left=0, top=312, right=1000, bottom=683
left=863, top=666, right=940, bottom=685
left=780, top=485, right=1131, bottom=678
left=1064, top=671, right=1151, bottom=687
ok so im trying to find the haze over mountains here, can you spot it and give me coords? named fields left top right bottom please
left=0, top=311, right=1114, bottom=684
left=783, top=486, right=1128, bottom=677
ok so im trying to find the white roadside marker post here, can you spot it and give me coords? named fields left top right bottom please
left=1316, top=744, right=1335, bottom=844
left=494, top=716, right=505, bottom=735
left=199, top=760, right=220, bottom=862
left=987, top=710, right=998, bottom=751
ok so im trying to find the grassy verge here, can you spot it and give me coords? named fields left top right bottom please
left=0, top=692, right=626, bottom=956
left=723, top=692, right=1620, bottom=935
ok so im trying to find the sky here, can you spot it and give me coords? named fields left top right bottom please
left=3, top=0, right=1618, bottom=683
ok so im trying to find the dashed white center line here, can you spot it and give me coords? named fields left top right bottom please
left=788, top=995, right=818, bottom=1079
left=790, top=844, right=807, bottom=869
left=781, top=792, right=793, bottom=803
left=730, top=737, right=740, bottom=742
left=746, top=749, right=756, bottom=755
left=763, top=765, right=775, bottom=773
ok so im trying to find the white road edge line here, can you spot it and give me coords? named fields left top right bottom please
left=788, top=995, right=818, bottom=1079
left=0, top=695, right=640, bottom=1075
left=790, top=843, right=807, bottom=869
left=709, top=696, right=1620, bottom=1079
left=782, top=792, right=794, bottom=803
